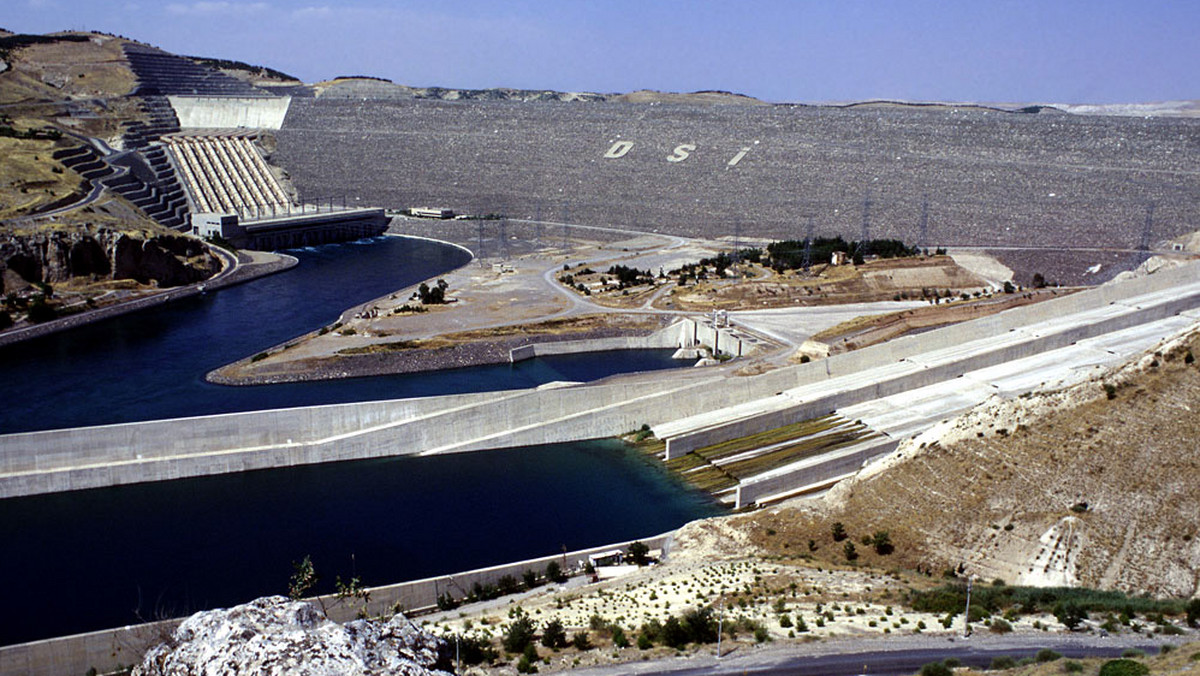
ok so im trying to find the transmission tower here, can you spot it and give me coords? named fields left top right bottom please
left=561, top=204, right=570, bottom=251
left=534, top=204, right=542, bottom=249
left=1139, top=204, right=1155, bottom=251
left=802, top=215, right=815, bottom=272
left=859, top=189, right=872, bottom=258
left=476, top=219, right=485, bottom=265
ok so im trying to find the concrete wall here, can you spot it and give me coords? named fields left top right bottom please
left=510, top=322, right=686, bottom=362
left=733, top=438, right=899, bottom=508
left=169, top=96, right=292, bottom=130
left=0, top=532, right=674, bottom=676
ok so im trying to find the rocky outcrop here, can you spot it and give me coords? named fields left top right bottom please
left=0, top=225, right=219, bottom=291
left=133, top=596, right=453, bottom=676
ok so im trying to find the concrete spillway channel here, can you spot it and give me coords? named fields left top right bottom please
left=1, top=263, right=1198, bottom=500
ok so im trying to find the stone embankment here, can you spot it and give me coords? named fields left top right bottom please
left=206, top=326, right=668, bottom=385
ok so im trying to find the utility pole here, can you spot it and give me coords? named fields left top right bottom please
left=859, top=188, right=872, bottom=259
left=963, top=575, right=974, bottom=638
left=802, top=215, right=815, bottom=272
left=716, top=602, right=724, bottom=659
left=477, top=220, right=485, bottom=266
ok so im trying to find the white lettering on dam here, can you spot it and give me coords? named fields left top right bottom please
left=667, top=144, right=696, bottom=163
left=602, top=140, right=754, bottom=166
left=603, top=141, right=634, bottom=158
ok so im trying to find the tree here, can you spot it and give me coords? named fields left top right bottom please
left=661, top=616, right=689, bottom=649
left=523, top=569, right=540, bottom=589
left=1054, top=602, right=1087, bottom=630
left=843, top=541, right=858, bottom=562
left=871, top=531, right=894, bottom=555
left=572, top=630, right=592, bottom=651
left=1098, top=659, right=1149, bottom=676
left=541, top=618, right=566, bottom=649
left=627, top=541, right=650, bottom=566
left=288, top=555, right=317, bottom=600
left=611, top=625, right=629, bottom=648
left=1032, top=273, right=1047, bottom=288
left=516, top=643, right=539, bottom=673
left=1186, top=598, right=1200, bottom=627
left=831, top=522, right=847, bottom=542
left=545, top=561, right=567, bottom=583
left=503, top=611, right=537, bottom=653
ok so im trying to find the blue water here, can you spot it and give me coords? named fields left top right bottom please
left=0, top=236, right=720, bottom=645
left=0, top=439, right=721, bottom=645
left=0, top=236, right=682, bottom=433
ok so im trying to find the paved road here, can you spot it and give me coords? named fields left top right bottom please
left=568, top=634, right=1173, bottom=676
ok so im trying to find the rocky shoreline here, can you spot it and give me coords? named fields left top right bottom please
left=206, top=326, right=668, bottom=385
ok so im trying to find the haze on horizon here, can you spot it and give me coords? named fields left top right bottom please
left=4, top=0, right=1199, bottom=105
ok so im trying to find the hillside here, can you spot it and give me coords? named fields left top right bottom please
left=745, top=325, right=1200, bottom=598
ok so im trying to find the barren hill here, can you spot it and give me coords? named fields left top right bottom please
left=788, top=326, right=1200, bottom=598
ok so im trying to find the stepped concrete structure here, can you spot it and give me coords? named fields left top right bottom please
left=2, top=262, right=1196, bottom=501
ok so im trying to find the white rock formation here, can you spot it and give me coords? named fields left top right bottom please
left=133, top=596, right=451, bottom=676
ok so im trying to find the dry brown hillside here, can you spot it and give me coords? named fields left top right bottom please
left=735, top=326, right=1200, bottom=599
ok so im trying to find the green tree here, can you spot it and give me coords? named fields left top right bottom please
left=627, top=541, right=650, bottom=566
left=503, top=611, right=536, bottom=653
left=516, top=643, right=539, bottom=673
left=611, top=625, right=629, bottom=648
left=871, top=530, right=894, bottom=555
left=920, top=662, right=953, bottom=676
left=572, top=630, right=592, bottom=651
left=831, top=522, right=847, bottom=542
left=523, top=569, right=540, bottom=589
left=661, top=616, right=690, bottom=648
left=541, top=618, right=567, bottom=649
left=1186, top=598, right=1200, bottom=627
left=545, top=561, right=567, bottom=583
left=843, top=541, right=858, bottom=562
left=1054, top=602, right=1088, bottom=630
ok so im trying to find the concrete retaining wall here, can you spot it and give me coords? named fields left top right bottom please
left=509, top=324, right=682, bottom=363
left=169, top=96, right=292, bottom=130
left=733, top=438, right=899, bottom=508
left=0, top=532, right=673, bottom=676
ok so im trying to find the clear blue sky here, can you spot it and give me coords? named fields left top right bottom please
left=6, top=0, right=1198, bottom=103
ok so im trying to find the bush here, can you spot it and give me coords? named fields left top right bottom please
left=627, top=541, right=650, bottom=566
left=523, top=569, right=539, bottom=589
left=1063, top=660, right=1084, bottom=673
left=1036, top=648, right=1062, bottom=662
left=1187, top=598, right=1200, bottom=627
left=753, top=626, right=771, bottom=643
left=843, top=541, right=858, bottom=562
left=919, top=661, right=953, bottom=676
left=831, top=522, right=848, bottom=542
left=456, top=634, right=498, bottom=666
left=990, top=656, right=1017, bottom=669
left=989, top=618, right=1013, bottom=634
left=1121, top=649, right=1145, bottom=658
left=611, top=625, right=629, bottom=648
left=636, top=632, right=653, bottom=650
left=503, top=613, right=536, bottom=653
left=572, top=630, right=592, bottom=651
left=541, top=618, right=566, bottom=649
left=1054, top=602, right=1088, bottom=630
left=661, top=617, right=689, bottom=649
left=871, top=531, right=894, bottom=555
left=1097, top=659, right=1149, bottom=676
left=545, top=561, right=567, bottom=584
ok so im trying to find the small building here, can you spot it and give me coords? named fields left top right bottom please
left=831, top=250, right=848, bottom=266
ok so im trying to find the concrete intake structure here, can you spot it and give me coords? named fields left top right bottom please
left=0, top=262, right=1198, bottom=500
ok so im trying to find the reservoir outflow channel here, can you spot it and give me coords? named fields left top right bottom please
left=0, top=236, right=718, bottom=645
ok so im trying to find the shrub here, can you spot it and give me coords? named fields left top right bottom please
left=572, top=630, right=592, bottom=651
left=627, top=541, right=650, bottom=566
left=523, top=569, right=539, bottom=589
left=831, top=522, right=847, bottom=542
left=545, top=561, right=567, bottom=584
left=1063, top=660, right=1084, bottom=673
left=611, top=625, right=629, bottom=648
left=1187, top=598, right=1200, bottom=627
left=503, top=613, right=536, bottom=653
left=661, top=616, right=689, bottom=648
left=1036, top=648, right=1062, bottom=662
left=779, top=614, right=792, bottom=628
left=843, top=541, right=858, bottom=562
left=919, top=661, right=953, bottom=676
left=753, top=626, right=771, bottom=643
left=1121, top=649, right=1145, bottom=658
left=456, top=634, right=498, bottom=666
left=1097, top=659, right=1149, bottom=676
left=541, top=618, right=566, bottom=649
left=990, top=656, right=1017, bottom=669
left=871, top=531, right=894, bottom=555
left=1104, top=383, right=1117, bottom=399
left=636, top=632, right=653, bottom=650
left=989, top=618, right=1013, bottom=634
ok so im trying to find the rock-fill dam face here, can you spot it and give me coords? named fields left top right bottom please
left=272, top=98, right=1200, bottom=277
